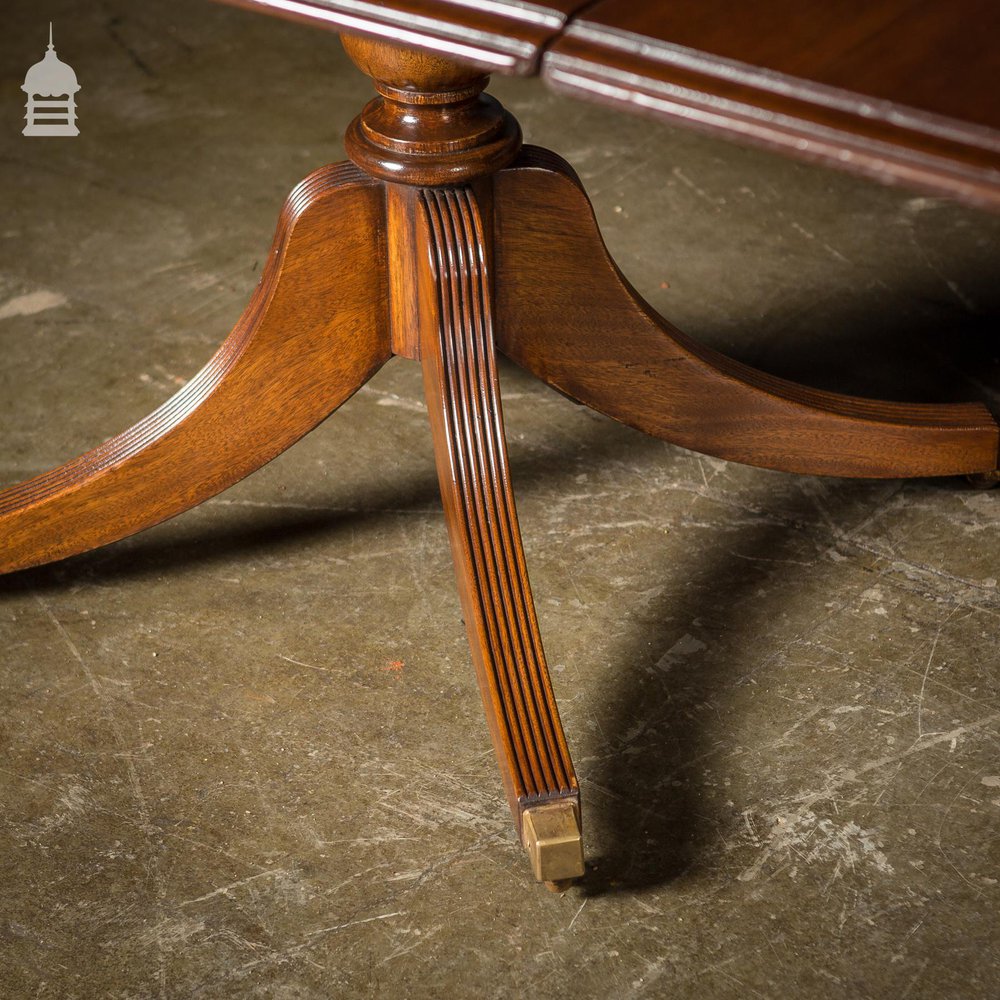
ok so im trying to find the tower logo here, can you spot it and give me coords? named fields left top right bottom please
left=22, top=24, right=80, bottom=137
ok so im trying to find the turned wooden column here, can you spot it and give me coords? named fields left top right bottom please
left=342, top=36, right=585, bottom=888
left=342, top=36, right=521, bottom=187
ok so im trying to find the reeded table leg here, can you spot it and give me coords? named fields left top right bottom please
left=418, top=185, right=583, bottom=887
left=339, top=37, right=585, bottom=886
left=420, top=188, right=583, bottom=883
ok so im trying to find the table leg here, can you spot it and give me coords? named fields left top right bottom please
left=417, top=183, right=584, bottom=888
left=494, top=148, right=999, bottom=480
left=0, top=163, right=391, bottom=573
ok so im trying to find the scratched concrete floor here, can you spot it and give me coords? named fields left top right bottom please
left=2, top=2, right=1000, bottom=998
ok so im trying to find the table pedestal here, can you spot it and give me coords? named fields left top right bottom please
left=2, top=38, right=997, bottom=888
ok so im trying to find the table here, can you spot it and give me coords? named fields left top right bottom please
left=3, top=0, right=998, bottom=888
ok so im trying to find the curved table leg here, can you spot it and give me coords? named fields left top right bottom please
left=414, top=184, right=584, bottom=888
left=0, top=163, right=391, bottom=574
left=493, top=147, right=999, bottom=480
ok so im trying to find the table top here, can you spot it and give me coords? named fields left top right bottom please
left=217, top=0, right=588, bottom=73
left=217, top=0, right=1000, bottom=209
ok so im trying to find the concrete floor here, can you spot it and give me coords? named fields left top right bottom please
left=3, top=2, right=1000, bottom=998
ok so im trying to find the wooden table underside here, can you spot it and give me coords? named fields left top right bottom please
left=221, top=0, right=1000, bottom=209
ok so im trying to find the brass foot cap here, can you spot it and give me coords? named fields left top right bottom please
left=522, top=801, right=584, bottom=884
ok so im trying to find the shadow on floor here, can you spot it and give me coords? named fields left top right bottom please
left=0, top=403, right=666, bottom=594
left=2, top=321, right=997, bottom=897
left=685, top=269, right=1000, bottom=407
left=578, top=475, right=898, bottom=895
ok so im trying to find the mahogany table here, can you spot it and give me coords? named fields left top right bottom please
left=3, top=0, right=999, bottom=889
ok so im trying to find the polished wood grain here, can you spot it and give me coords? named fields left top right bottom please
left=415, top=183, right=582, bottom=879
left=564, top=0, right=1000, bottom=131
left=543, top=0, right=1000, bottom=209
left=494, top=148, right=1000, bottom=478
left=215, top=0, right=588, bottom=74
left=7, top=17, right=996, bottom=889
left=0, top=163, right=390, bottom=573
left=214, top=0, right=1000, bottom=207
left=342, top=36, right=522, bottom=186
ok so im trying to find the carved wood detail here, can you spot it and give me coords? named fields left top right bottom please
left=494, top=148, right=1000, bottom=479
left=5, top=19, right=998, bottom=892
left=215, top=0, right=1000, bottom=208
left=0, top=164, right=390, bottom=574
left=342, top=36, right=522, bottom=186
left=416, top=184, right=582, bottom=875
